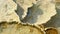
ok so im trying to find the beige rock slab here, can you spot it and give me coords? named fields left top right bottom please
left=0, top=0, right=20, bottom=23
left=21, top=0, right=56, bottom=25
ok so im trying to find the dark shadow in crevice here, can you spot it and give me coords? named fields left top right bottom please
left=15, top=4, right=24, bottom=20
left=21, top=4, right=43, bottom=24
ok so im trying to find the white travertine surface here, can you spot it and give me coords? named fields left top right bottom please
left=0, top=0, right=20, bottom=22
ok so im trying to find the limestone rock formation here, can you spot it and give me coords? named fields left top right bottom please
left=15, top=0, right=56, bottom=25
left=0, top=0, right=20, bottom=23
left=0, top=0, right=59, bottom=34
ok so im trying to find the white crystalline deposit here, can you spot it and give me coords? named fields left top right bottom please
left=20, top=0, right=56, bottom=25
left=0, top=0, right=20, bottom=23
